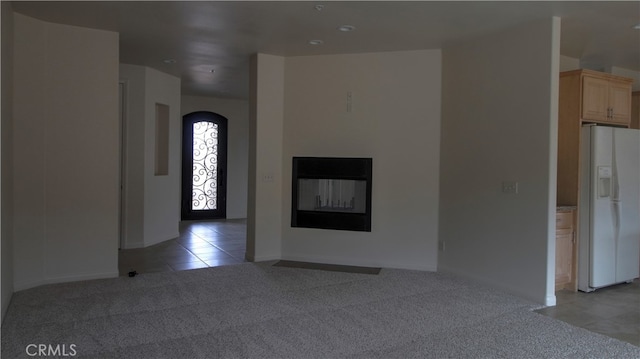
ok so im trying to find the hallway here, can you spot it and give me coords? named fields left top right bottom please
left=118, top=219, right=247, bottom=276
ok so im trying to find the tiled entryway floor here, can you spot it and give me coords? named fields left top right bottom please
left=118, top=219, right=247, bottom=276
left=535, top=280, right=640, bottom=347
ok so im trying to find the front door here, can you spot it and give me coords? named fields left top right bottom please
left=181, top=111, right=228, bottom=220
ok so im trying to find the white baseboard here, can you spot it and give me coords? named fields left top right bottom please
left=13, top=279, right=47, bottom=292
left=124, top=231, right=179, bottom=249
left=438, top=266, right=552, bottom=306
left=121, top=240, right=144, bottom=249
left=544, top=294, right=557, bottom=307
left=246, top=253, right=281, bottom=262
left=144, top=231, right=180, bottom=247
left=14, top=271, right=119, bottom=292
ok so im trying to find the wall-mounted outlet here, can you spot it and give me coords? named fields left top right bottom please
left=501, top=181, right=518, bottom=194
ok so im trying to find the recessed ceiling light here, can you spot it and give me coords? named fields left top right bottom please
left=314, top=4, right=324, bottom=11
left=634, top=24, right=640, bottom=30
left=338, top=25, right=356, bottom=32
left=163, top=59, right=177, bottom=64
left=309, top=40, right=324, bottom=45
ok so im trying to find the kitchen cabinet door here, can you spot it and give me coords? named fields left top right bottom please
left=556, top=229, right=574, bottom=289
left=555, top=210, right=575, bottom=291
left=581, top=74, right=632, bottom=126
left=609, top=81, right=632, bottom=125
left=582, top=76, right=609, bottom=123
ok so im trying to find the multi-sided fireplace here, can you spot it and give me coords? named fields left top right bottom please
left=291, top=157, right=372, bottom=232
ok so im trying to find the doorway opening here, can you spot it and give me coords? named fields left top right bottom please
left=181, top=111, right=228, bottom=220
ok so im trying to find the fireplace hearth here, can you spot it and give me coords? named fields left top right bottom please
left=291, top=157, right=372, bottom=231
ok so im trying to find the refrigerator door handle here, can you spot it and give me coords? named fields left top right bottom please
left=610, top=131, right=620, bottom=255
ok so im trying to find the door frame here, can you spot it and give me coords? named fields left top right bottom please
left=181, top=111, right=228, bottom=220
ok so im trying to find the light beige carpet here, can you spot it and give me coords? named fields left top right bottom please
left=2, top=262, right=639, bottom=358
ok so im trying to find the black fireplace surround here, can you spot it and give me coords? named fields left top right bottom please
left=291, top=157, right=372, bottom=232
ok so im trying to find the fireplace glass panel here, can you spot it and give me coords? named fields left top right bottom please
left=298, top=179, right=366, bottom=213
left=291, top=156, right=372, bottom=231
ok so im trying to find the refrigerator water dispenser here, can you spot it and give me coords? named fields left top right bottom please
left=597, top=166, right=611, bottom=199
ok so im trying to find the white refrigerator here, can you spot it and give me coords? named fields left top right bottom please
left=578, top=124, right=640, bottom=292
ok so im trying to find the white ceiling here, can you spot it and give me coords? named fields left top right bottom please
left=10, top=1, right=640, bottom=99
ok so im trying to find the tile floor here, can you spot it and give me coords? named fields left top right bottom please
left=536, top=280, right=640, bottom=347
left=118, top=219, right=247, bottom=276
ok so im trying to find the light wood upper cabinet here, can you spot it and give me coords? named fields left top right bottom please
left=563, top=69, right=633, bottom=127
left=581, top=75, right=632, bottom=124
left=581, top=76, right=610, bottom=122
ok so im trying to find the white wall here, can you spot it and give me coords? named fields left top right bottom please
left=120, top=64, right=181, bottom=248
left=247, top=54, right=285, bottom=261
left=281, top=50, right=441, bottom=270
left=12, top=14, right=120, bottom=290
left=119, top=65, right=146, bottom=248
left=181, top=96, right=249, bottom=219
left=143, top=68, right=181, bottom=245
left=559, top=55, right=580, bottom=72
left=439, top=18, right=561, bottom=305
left=1, top=1, right=15, bottom=322
left=611, top=67, right=640, bottom=92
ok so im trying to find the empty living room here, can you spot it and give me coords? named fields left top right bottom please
left=2, top=1, right=640, bottom=358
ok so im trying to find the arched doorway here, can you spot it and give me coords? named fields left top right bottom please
left=181, top=111, right=228, bottom=220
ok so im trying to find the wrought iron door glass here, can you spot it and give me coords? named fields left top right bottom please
left=191, top=121, right=218, bottom=210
